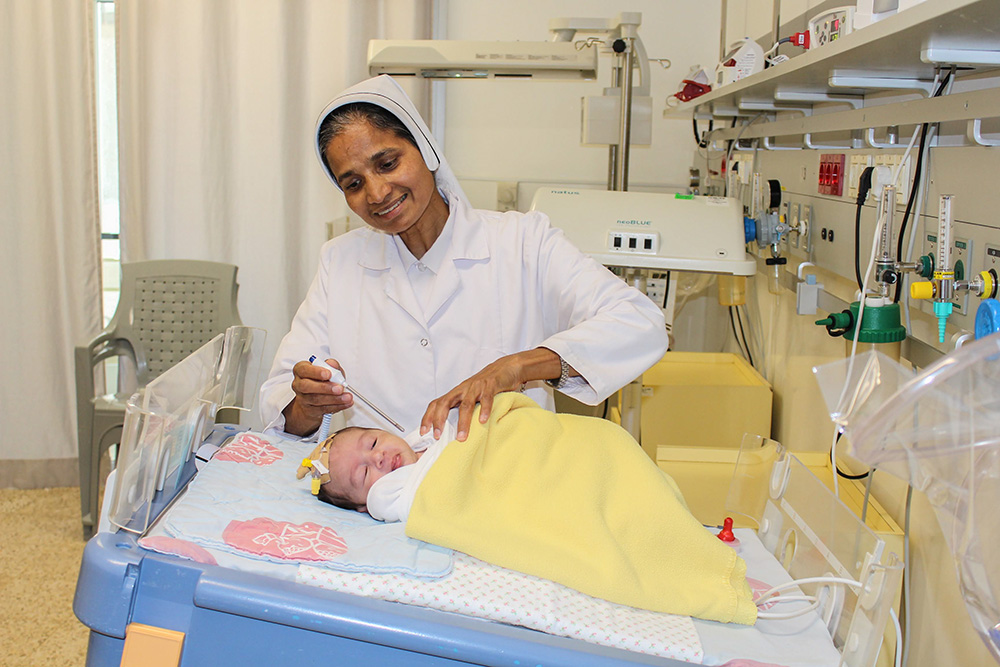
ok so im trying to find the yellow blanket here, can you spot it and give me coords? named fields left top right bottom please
left=406, top=392, right=757, bottom=625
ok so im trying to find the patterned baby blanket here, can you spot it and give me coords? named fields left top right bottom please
left=157, top=431, right=453, bottom=577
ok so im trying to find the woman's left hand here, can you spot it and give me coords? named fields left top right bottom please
left=420, top=355, right=525, bottom=442
left=420, top=348, right=565, bottom=442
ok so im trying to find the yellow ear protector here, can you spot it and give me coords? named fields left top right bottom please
left=296, top=437, right=333, bottom=495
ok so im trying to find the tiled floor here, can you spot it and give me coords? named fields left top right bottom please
left=0, top=487, right=89, bottom=666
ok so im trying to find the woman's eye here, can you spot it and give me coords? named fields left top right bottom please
left=344, top=180, right=360, bottom=191
left=381, top=159, right=397, bottom=171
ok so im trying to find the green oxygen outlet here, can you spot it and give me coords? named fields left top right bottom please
left=816, top=300, right=907, bottom=343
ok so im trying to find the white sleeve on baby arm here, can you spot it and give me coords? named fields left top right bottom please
left=366, top=422, right=455, bottom=523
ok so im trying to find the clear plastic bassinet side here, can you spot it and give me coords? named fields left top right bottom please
left=106, top=326, right=267, bottom=534
left=725, top=434, right=902, bottom=667
left=813, top=333, right=1000, bottom=663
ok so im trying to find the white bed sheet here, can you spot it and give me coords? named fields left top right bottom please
left=299, top=528, right=842, bottom=667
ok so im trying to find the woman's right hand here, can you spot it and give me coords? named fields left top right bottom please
left=281, top=358, right=354, bottom=437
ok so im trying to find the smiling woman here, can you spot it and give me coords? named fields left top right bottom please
left=257, top=74, right=668, bottom=455
left=323, top=115, right=450, bottom=256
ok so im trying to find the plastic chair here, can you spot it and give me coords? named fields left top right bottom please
left=75, top=260, right=242, bottom=539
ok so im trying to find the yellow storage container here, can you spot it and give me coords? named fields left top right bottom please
left=640, top=352, right=772, bottom=460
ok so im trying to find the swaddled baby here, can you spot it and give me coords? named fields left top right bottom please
left=296, top=393, right=758, bottom=625
left=308, top=421, right=456, bottom=522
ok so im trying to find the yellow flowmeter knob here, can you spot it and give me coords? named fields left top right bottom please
left=910, top=281, right=935, bottom=300
left=980, top=270, right=995, bottom=300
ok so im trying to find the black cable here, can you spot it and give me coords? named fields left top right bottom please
left=854, top=167, right=875, bottom=290
left=735, top=306, right=753, bottom=368
left=693, top=118, right=714, bottom=148
left=893, top=68, right=952, bottom=302
left=728, top=307, right=749, bottom=364
left=834, top=431, right=870, bottom=480
left=733, top=305, right=756, bottom=369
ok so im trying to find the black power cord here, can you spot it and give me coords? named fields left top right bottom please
left=692, top=117, right=714, bottom=148
left=834, top=431, right=870, bottom=480
left=893, top=67, right=953, bottom=303
left=854, top=167, right=876, bottom=291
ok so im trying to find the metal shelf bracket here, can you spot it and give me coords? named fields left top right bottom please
left=967, top=118, right=1000, bottom=147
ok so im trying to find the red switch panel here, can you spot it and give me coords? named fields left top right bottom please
left=818, top=153, right=846, bottom=196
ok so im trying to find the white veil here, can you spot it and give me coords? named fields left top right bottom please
left=314, top=75, right=470, bottom=208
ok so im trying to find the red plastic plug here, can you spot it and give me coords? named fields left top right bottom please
left=717, top=517, right=736, bottom=542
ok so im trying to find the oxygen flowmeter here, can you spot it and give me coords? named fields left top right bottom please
left=743, top=174, right=791, bottom=294
left=910, top=195, right=997, bottom=342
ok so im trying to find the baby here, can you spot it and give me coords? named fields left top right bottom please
left=292, top=393, right=757, bottom=625
left=303, top=420, right=456, bottom=522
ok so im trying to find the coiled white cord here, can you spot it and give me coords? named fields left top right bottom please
left=755, top=575, right=902, bottom=667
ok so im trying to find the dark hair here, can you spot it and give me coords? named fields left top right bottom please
left=316, top=483, right=364, bottom=512
left=317, top=102, right=419, bottom=177
left=314, top=425, right=368, bottom=511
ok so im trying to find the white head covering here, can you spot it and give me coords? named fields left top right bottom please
left=314, top=75, right=470, bottom=208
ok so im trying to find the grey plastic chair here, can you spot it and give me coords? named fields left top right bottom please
left=74, top=260, right=242, bottom=539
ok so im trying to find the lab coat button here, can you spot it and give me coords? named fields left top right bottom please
left=420, top=338, right=429, bottom=347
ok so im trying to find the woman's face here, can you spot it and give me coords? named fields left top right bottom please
left=324, top=121, right=444, bottom=236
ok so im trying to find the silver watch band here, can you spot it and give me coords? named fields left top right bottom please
left=545, top=356, right=571, bottom=389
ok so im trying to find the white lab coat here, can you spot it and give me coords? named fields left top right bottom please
left=259, top=191, right=668, bottom=437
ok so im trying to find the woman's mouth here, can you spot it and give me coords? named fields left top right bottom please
left=374, top=194, right=407, bottom=217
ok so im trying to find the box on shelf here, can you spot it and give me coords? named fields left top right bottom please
left=640, top=352, right=772, bottom=460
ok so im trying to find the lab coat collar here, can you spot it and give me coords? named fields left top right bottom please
left=358, top=191, right=489, bottom=272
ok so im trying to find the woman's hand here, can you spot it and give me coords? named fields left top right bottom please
left=282, top=358, right=354, bottom=437
left=420, top=348, right=566, bottom=442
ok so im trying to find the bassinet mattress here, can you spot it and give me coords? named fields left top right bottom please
left=141, top=431, right=842, bottom=666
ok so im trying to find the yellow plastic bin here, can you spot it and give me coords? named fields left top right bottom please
left=640, top=352, right=772, bottom=460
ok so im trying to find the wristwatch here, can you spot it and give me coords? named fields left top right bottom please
left=545, top=355, right=571, bottom=389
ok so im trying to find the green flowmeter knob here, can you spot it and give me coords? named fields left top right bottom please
left=918, top=254, right=934, bottom=279
left=954, top=259, right=965, bottom=281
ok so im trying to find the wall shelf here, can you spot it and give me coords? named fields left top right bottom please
left=664, top=0, right=1000, bottom=122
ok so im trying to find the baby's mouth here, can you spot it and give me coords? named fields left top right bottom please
left=391, top=454, right=401, bottom=471
left=374, top=194, right=407, bottom=217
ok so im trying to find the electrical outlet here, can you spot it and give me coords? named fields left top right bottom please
left=801, top=204, right=813, bottom=253
left=646, top=276, right=668, bottom=308
left=873, top=154, right=911, bottom=205
left=847, top=154, right=872, bottom=200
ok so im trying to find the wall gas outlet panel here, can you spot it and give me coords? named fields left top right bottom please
left=818, top=154, right=846, bottom=196
left=809, top=7, right=855, bottom=48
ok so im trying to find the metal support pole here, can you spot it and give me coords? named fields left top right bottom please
left=607, top=63, right=620, bottom=191
left=614, top=38, right=634, bottom=193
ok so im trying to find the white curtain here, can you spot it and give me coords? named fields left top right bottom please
left=116, top=0, right=430, bottom=427
left=0, top=1, right=102, bottom=486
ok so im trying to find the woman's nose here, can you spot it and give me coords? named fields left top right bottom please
left=366, top=175, right=391, bottom=204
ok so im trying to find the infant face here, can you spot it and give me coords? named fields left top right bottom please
left=324, top=428, right=419, bottom=510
